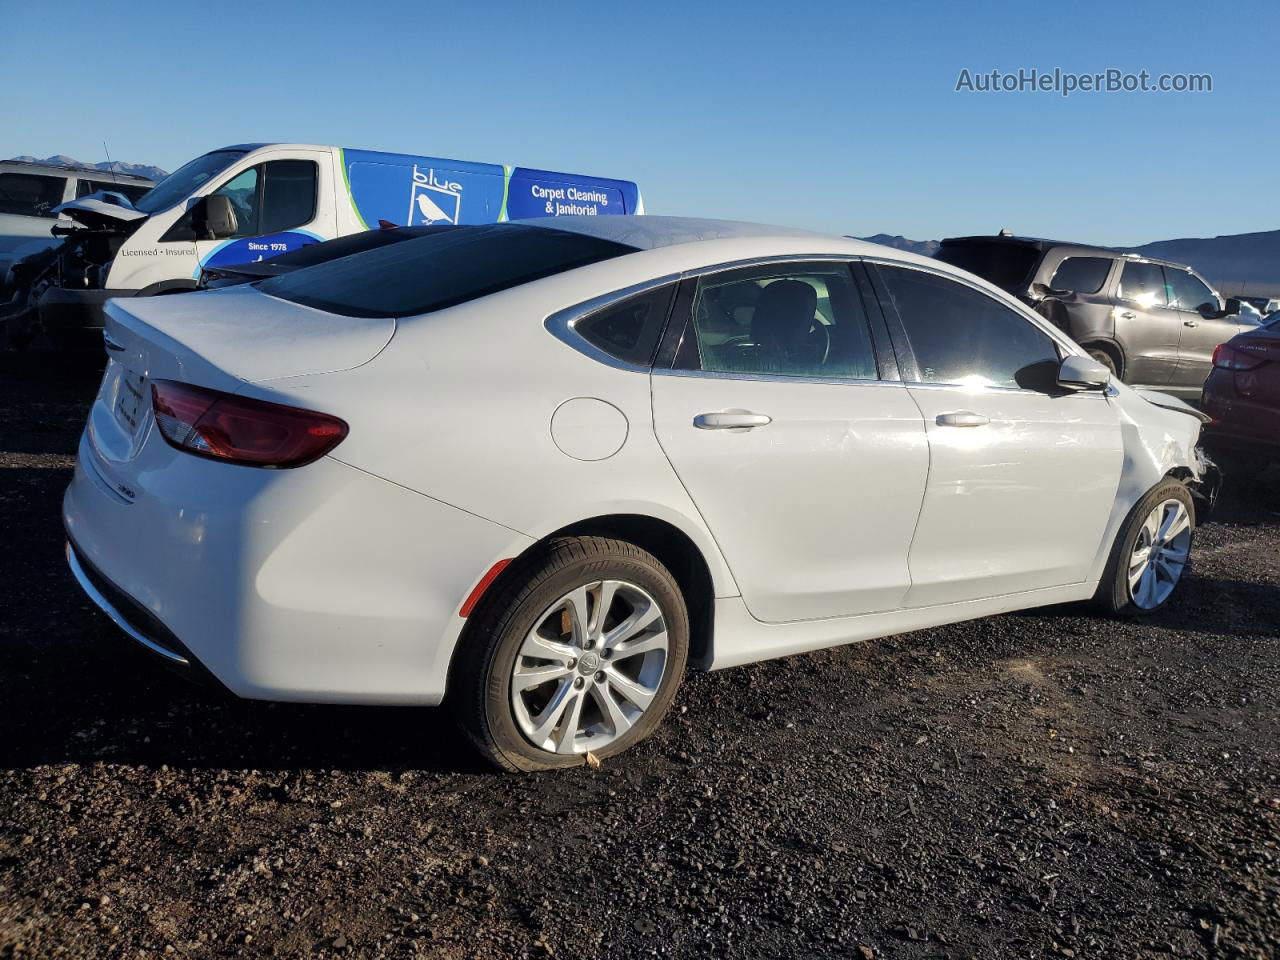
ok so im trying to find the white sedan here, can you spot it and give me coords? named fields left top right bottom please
left=64, top=217, right=1216, bottom=771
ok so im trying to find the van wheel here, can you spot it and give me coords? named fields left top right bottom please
left=452, top=536, right=689, bottom=772
left=1085, top=346, right=1120, bottom=379
left=1095, top=479, right=1194, bottom=617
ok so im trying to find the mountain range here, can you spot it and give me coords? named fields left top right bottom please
left=857, top=230, right=1280, bottom=297
left=8, top=155, right=168, bottom=181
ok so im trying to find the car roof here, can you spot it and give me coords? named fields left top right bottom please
left=0, top=158, right=154, bottom=183
left=518, top=215, right=891, bottom=255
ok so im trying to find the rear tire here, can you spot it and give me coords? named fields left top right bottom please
left=452, top=536, right=689, bottom=772
left=1085, top=345, right=1120, bottom=380
left=1094, top=479, right=1195, bottom=617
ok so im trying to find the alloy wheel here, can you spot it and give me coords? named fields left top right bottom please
left=1127, top=498, right=1192, bottom=609
left=510, top=580, right=669, bottom=755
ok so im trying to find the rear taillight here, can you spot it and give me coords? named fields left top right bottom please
left=1212, top=343, right=1266, bottom=371
left=150, top=380, right=347, bottom=468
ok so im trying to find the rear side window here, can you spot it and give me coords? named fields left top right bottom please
left=260, top=224, right=638, bottom=318
left=76, top=179, right=151, bottom=203
left=878, top=265, right=1060, bottom=390
left=1118, top=261, right=1168, bottom=306
left=575, top=284, right=676, bottom=366
left=1049, top=256, right=1112, bottom=294
left=935, top=240, right=1040, bottom=293
left=0, top=172, right=66, bottom=217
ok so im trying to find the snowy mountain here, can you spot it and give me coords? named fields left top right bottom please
left=8, top=155, right=167, bottom=181
left=855, top=233, right=940, bottom=257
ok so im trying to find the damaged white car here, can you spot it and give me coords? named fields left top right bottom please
left=63, top=217, right=1220, bottom=771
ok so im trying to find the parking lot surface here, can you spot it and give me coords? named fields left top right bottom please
left=1, top=355, right=1277, bottom=959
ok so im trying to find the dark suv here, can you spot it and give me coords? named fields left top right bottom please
left=936, top=235, right=1254, bottom=399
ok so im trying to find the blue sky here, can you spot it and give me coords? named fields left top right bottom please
left=3, top=0, right=1276, bottom=245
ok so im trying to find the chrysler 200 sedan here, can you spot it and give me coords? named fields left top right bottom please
left=64, top=217, right=1216, bottom=771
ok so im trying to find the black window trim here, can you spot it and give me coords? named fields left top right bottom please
left=863, top=257, right=1089, bottom=397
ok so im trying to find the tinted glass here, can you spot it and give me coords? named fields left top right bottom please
left=260, top=160, right=317, bottom=234
left=261, top=225, right=453, bottom=268
left=935, top=240, right=1040, bottom=293
left=687, top=263, right=878, bottom=379
left=76, top=179, right=151, bottom=203
left=1165, top=269, right=1216, bottom=313
left=879, top=266, right=1060, bottom=389
left=1049, top=256, right=1112, bottom=294
left=260, top=224, right=637, bottom=319
left=576, top=284, right=676, bottom=366
left=134, top=150, right=245, bottom=214
left=1118, top=261, right=1168, bottom=306
left=0, top=173, right=65, bottom=217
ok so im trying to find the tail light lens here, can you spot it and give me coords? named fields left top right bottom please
left=150, top=380, right=348, bottom=468
left=1212, top=343, right=1266, bottom=371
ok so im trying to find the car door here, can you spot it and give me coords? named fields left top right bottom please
left=651, top=260, right=929, bottom=623
left=1165, top=267, right=1242, bottom=391
left=1113, top=260, right=1183, bottom=387
left=868, top=261, right=1124, bottom=608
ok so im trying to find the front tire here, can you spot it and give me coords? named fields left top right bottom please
left=1094, top=479, right=1195, bottom=616
left=1086, top=346, right=1120, bottom=380
left=452, top=536, right=689, bottom=772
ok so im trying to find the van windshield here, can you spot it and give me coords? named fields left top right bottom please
left=133, top=150, right=246, bottom=214
left=259, top=224, right=638, bottom=319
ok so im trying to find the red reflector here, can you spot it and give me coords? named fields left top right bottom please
left=150, top=380, right=348, bottom=468
left=459, top=559, right=513, bottom=618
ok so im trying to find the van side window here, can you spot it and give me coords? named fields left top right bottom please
left=1048, top=256, right=1112, bottom=295
left=260, top=160, right=318, bottom=234
left=211, top=168, right=260, bottom=237
left=0, top=172, right=66, bottom=218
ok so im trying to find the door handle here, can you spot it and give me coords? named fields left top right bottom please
left=1119, top=311, right=1136, bottom=320
left=936, top=411, right=990, bottom=428
left=1183, top=319, right=1199, bottom=328
left=693, top=411, right=772, bottom=430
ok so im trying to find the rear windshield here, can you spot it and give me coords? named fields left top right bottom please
left=259, top=224, right=638, bottom=318
left=936, top=240, right=1041, bottom=294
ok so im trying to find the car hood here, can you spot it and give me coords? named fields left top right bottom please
left=52, top=192, right=149, bottom=230
left=1134, top=388, right=1211, bottom=423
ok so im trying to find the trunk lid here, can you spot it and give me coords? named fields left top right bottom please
left=89, top=286, right=393, bottom=469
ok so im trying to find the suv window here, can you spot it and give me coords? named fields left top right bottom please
left=1049, top=256, right=1112, bottom=295
left=260, top=224, right=638, bottom=319
left=76, top=179, right=151, bottom=203
left=682, top=262, right=878, bottom=380
left=0, top=172, right=66, bottom=218
left=935, top=240, right=1041, bottom=293
left=878, top=265, right=1060, bottom=389
left=1118, top=261, right=1168, bottom=306
left=1165, top=269, right=1217, bottom=313
left=576, top=284, right=676, bottom=366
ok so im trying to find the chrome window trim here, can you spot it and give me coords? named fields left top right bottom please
left=652, top=367, right=904, bottom=389
left=542, top=273, right=681, bottom=373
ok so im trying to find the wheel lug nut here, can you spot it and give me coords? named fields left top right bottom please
left=601, top=649, right=612, bottom=659
left=567, top=658, right=577, bottom=669
left=595, top=671, right=605, bottom=683
left=574, top=677, right=584, bottom=689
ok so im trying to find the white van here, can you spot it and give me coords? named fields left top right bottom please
left=0, top=159, right=152, bottom=292
left=30, top=143, right=642, bottom=343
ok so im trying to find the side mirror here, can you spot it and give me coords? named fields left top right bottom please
left=1057, top=354, right=1111, bottom=391
left=193, top=194, right=238, bottom=240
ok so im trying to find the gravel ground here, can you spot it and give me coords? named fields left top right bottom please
left=1, top=353, right=1277, bottom=959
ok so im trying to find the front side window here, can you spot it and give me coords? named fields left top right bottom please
left=1049, top=256, right=1113, bottom=295
left=1165, top=269, right=1217, bottom=313
left=1118, top=261, right=1168, bottom=307
left=259, top=160, right=318, bottom=234
left=210, top=167, right=260, bottom=237
left=878, top=265, right=1060, bottom=389
left=0, top=172, right=66, bottom=217
left=576, top=284, right=676, bottom=366
left=682, top=262, right=878, bottom=379
left=260, top=224, right=638, bottom=319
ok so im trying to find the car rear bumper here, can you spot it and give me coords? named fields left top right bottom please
left=63, top=427, right=533, bottom=705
